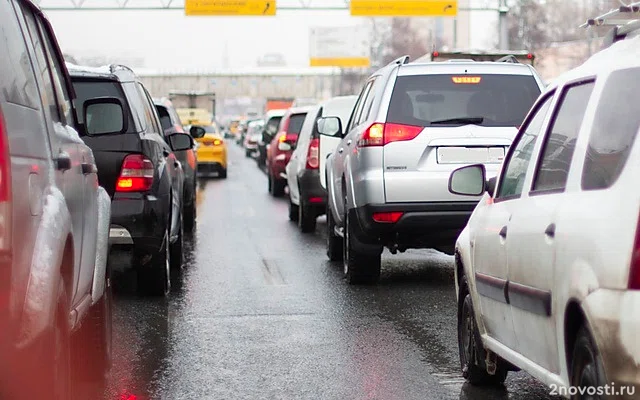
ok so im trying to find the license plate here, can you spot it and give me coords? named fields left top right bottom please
left=437, top=147, right=505, bottom=164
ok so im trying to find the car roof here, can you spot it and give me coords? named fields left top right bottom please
left=547, top=33, right=640, bottom=91
left=287, top=106, right=314, bottom=115
left=66, top=63, right=138, bottom=83
left=265, top=109, right=287, bottom=118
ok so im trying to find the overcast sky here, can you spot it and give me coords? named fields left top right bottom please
left=43, top=0, right=499, bottom=70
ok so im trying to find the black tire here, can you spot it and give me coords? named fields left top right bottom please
left=288, top=197, right=299, bottom=222
left=219, top=168, right=227, bottom=179
left=326, top=206, right=343, bottom=262
left=298, top=200, right=317, bottom=233
left=78, top=266, right=112, bottom=384
left=245, top=149, right=252, bottom=158
left=50, top=280, right=71, bottom=400
left=343, top=210, right=381, bottom=285
left=170, top=211, right=184, bottom=270
left=183, top=187, right=196, bottom=232
left=138, top=228, right=171, bottom=296
left=570, top=326, right=607, bottom=400
left=458, top=277, right=508, bottom=386
left=269, top=174, right=285, bottom=197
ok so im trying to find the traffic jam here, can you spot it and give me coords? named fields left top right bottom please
left=1, top=0, right=640, bottom=399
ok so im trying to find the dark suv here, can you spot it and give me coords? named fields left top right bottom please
left=69, top=65, right=193, bottom=296
left=154, top=97, right=197, bottom=231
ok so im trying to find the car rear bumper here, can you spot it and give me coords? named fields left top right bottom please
left=298, top=169, right=327, bottom=208
left=197, top=162, right=225, bottom=176
left=108, top=194, right=168, bottom=272
left=354, top=201, right=478, bottom=252
left=197, top=147, right=227, bottom=168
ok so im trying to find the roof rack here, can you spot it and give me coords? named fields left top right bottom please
left=581, top=2, right=640, bottom=28
left=387, top=55, right=410, bottom=67
left=495, top=55, right=521, bottom=64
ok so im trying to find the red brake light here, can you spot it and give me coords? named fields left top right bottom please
left=628, top=213, right=640, bottom=289
left=116, top=154, right=154, bottom=192
left=433, top=51, right=440, bottom=58
left=527, top=53, right=533, bottom=59
left=0, top=110, right=11, bottom=253
left=383, top=123, right=422, bottom=145
left=308, top=196, right=323, bottom=204
left=372, top=212, right=404, bottom=223
left=306, top=138, right=319, bottom=169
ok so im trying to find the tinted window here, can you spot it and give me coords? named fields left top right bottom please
left=266, top=116, right=282, bottom=132
left=359, top=78, right=378, bottom=124
left=582, top=68, right=640, bottom=190
left=21, top=5, right=59, bottom=120
left=532, top=82, right=594, bottom=193
left=0, top=1, right=39, bottom=108
left=497, top=95, right=553, bottom=199
left=287, top=113, right=307, bottom=135
left=388, top=74, right=541, bottom=127
left=72, top=80, right=135, bottom=132
left=138, top=84, right=161, bottom=133
left=347, top=81, right=373, bottom=132
left=155, top=105, right=172, bottom=131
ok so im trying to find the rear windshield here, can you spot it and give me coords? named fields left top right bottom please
left=266, top=116, right=282, bottom=132
left=73, top=80, right=135, bottom=133
left=287, top=113, right=307, bottom=134
left=387, top=74, right=541, bottom=128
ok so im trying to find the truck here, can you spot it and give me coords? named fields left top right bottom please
left=265, top=97, right=294, bottom=113
left=419, top=49, right=536, bottom=66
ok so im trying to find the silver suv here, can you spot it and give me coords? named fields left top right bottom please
left=319, top=55, right=545, bottom=284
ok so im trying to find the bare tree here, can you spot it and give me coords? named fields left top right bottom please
left=382, top=18, right=430, bottom=64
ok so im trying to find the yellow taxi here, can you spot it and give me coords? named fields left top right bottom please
left=187, top=121, right=228, bottom=179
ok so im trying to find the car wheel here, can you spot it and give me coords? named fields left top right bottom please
left=268, top=173, right=273, bottom=194
left=184, top=189, right=196, bottom=232
left=288, top=196, right=299, bottom=222
left=570, top=326, right=607, bottom=399
left=458, top=277, right=508, bottom=386
left=343, top=208, right=381, bottom=285
left=170, top=210, right=184, bottom=270
left=272, top=178, right=286, bottom=197
left=219, top=168, right=227, bottom=179
left=298, top=199, right=316, bottom=233
left=45, top=280, right=71, bottom=400
left=326, top=205, right=343, bottom=262
left=138, top=227, right=171, bottom=296
left=245, top=149, right=252, bottom=157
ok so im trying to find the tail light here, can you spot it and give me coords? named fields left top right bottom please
left=0, top=110, right=11, bottom=253
left=306, top=138, right=319, bottom=169
left=357, top=123, right=422, bottom=147
left=628, top=213, right=640, bottom=289
left=116, top=154, right=154, bottom=192
left=278, top=133, right=297, bottom=144
left=372, top=212, right=404, bottom=223
left=186, top=149, right=196, bottom=169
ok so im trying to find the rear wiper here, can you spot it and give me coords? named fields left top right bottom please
left=430, top=117, right=484, bottom=125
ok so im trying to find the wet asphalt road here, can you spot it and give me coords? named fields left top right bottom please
left=100, top=144, right=561, bottom=400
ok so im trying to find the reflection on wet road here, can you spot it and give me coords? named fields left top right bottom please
left=102, top=145, right=560, bottom=400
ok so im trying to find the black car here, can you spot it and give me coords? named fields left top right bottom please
left=69, top=64, right=193, bottom=296
left=154, top=97, right=197, bottom=231
left=256, top=110, right=286, bottom=169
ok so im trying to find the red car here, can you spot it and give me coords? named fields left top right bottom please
left=266, top=106, right=311, bottom=197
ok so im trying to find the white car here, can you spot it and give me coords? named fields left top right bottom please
left=449, top=13, right=640, bottom=399
left=285, top=96, right=357, bottom=233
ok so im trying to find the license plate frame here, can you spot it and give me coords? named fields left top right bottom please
left=436, top=146, right=505, bottom=164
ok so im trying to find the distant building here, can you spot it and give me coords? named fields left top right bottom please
left=256, top=53, right=287, bottom=67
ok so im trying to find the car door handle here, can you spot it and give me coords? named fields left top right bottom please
left=545, top=223, right=556, bottom=238
left=347, top=140, right=352, bottom=146
left=338, top=148, right=344, bottom=153
left=81, top=163, right=97, bottom=175
left=499, top=226, right=508, bottom=238
left=55, top=153, right=72, bottom=171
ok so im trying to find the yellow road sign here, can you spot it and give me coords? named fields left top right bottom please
left=185, top=0, right=276, bottom=16
left=310, top=57, right=371, bottom=68
left=350, top=0, right=458, bottom=17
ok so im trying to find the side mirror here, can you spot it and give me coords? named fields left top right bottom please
left=83, top=97, right=127, bottom=135
left=448, top=164, right=487, bottom=196
left=317, top=116, right=343, bottom=138
left=189, top=125, right=206, bottom=139
left=168, top=133, right=194, bottom=152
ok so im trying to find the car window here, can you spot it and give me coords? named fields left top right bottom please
left=20, top=4, right=61, bottom=122
left=266, top=116, right=282, bottom=133
left=347, top=81, right=373, bottom=132
left=0, top=0, right=39, bottom=109
left=132, top=83, right=157, bottom=133
left=140, top=85, right=162, bottom=134
left=582, top=68, right=640, bottom=191
left=496, top=94, right=553, bottom=199
left=387, top=74, right=541, bottom=127
left=287, top=113, right=307, bottom=135
left=155, top=105, right=173, bottom=131
left=36, top=16, right=73, bottom=125
left=532, top=82, right=595, bottom=193
left=358, top=78, right=378, bottom=125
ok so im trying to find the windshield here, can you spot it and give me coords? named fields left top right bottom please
left=287, top=113, right=307, bottom=134
left=155, top=105, right=172, bottom=131
left=202, top=125, right=219, bottom=134
left=387, top=74, right=541, bottom=128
